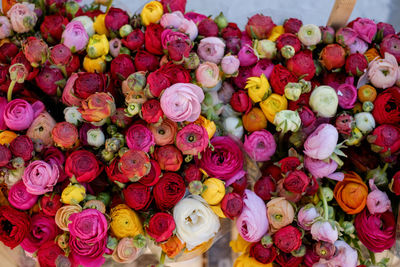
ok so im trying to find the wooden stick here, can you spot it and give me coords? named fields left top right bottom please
left=327, top=0, right=357, bottom=29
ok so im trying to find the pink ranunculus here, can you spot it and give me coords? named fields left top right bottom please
left=311, top=220, right=338, bottom=244
left=252, top=59, right=274, bottom=78
left=336, top=78, right=357, bottom=109
left=236, top=189, right=269, bottom=242
left=297, top=204, right=320, bottom=231
left=68, top=209, right=108, bottom=243
left=69, top=236, right=107, bottom=267
left=348, top=37, right=368, bottom=54
left=304, top=156, right=344, bottom=181
left=244, top=130, right=276, bottom=162
left=335, top=27, right=357, bottom=47
left=0, top=97, right=7, bottom=130
left=160, top=11, right=185, bottom=29
left=238, top=44, right=258, bottom=66
left=22, top=160, right=59, bottom=195
left=0, top=16, right=12, bottom=39
left=62, top=20, right=89, bottom=52
left=126, top=124, right=155, bottom=153
left=176, top=123, right=208, bottom=155
left=351, top=18, right=377, bottom=43
left=196, top=62, right=221, bottom=88
left=160, top=29, right=190, bottom=50
left=178, top=18, right=198, bottom=40
left=367, top=52, right=399, bottom=89
left=315, top=240, right=358, bottom=267
left=197, top=37, right=225, bottom=64
left=4, top=99, right=44, bottom=131
left=160, top=83, right=204, bottom=122
left=184, top=12, right=207, bottom=24
left=62, top=73, right=82, bottom=106
left=304, top=123, right=338, bottom=160
left=7, top=2, right=37, bottom=33
left=8, top=181, right=38, bottom=210
left=367, top=179, right=391, bottom=214
left=27, top=111, right=57, bottom=147
left=221, top=55, right=240, bottom=75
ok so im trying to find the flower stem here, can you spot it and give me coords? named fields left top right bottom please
left=159, top=251, right=166, bottom=265
left=319, top=187, right=329, bottom=221
left=382, top=162, right=389, bottom=173
left=7, top=80, right=16, bottom=101
left=368, top=249, right=376, bottom=265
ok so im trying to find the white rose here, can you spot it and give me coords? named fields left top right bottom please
left=355, top=112, right=375, bottom=134
left=64, top=106, right=82, bottom=125
left=310, top=85, right=338, bottom=118
left=273, top=110, right=301, bottom=133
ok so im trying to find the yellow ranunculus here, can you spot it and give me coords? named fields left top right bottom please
left=345, top=127, right=363, bottom=146
left=194, top=115, right=216, bottom=139
left=245, top=74, right=271, bottom=103
left=83, top=55, right=107, bottom=73
left=201, top=178, right=225, bottom=205
left=234, top=253, right=273, bottom=267
left=93, top=14, right=109, bottom=36
left=268, top=25, right=284, bottom=41
left=141, top=1, right=163, bottom=26
left=179, top=238, right=214, bottom=261
left=210, top=203, right=226, bottom=218
left=110, top=204, right=143, bottom=239
left=260, top=93, right=288, bottom=123
left=229, top=234, right=251, bottom=253
left=253, top=39, right=276, bottom=59
left=0, top=130, right=18, bottom=145
left=87, top=34, right=109, bottom=58
left=61, top=183, right=86, bottom=204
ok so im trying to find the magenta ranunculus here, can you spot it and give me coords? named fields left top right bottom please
left=8, top=181, right=38, bottom=210
left=61, top=20, right=89, bottom=52
left=197, top=37, right=226, bottom=64
left=175, top=123, right=208, bottom=155
left=366, top=179, right=391, bottom=215
left=4, top=99, right=44, bottom=131
left=69, top=236, right=107, bottom=267
left=68, top=209, right=108, bottom=243
left=351, top=18, right=377, bottom=43
left=236, top=189, right=268, bottom=242
left=22, top=160, right=59, bottom=195
left=161, top=29, right=190, bottom=49
left=304, top=123, right=338, bottom=160
left=335, top=27, right=357, bottom=47
left=304, top=156, right=344, bottom=181
left=238, top=44, right=258, bottom=67
left=311, top=220, right=338, bottom=244
left=336, top=80, right=357, bottom=109
left=126, top=124, right=155, bottom=153
left=244, top=130, right=276, bottom=162
left=252, top=59, right=274, bottom=78
left=160, top=83, right=204, bottom=122
left=348, top=37, right=368, bottom=54
left=0, top=97, right=7, bottom=130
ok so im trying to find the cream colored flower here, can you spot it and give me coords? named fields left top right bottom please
left=267, top=197, right=295, bottom=232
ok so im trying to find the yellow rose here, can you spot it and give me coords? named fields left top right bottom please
left=61, top=184, right=86, bottom=204
left=234, top=254, right=273, bottom=267
left=93, top=14, right=109, bottom=36
left=245, top=74, right=271, bottom=103
left=0, top=130, right=18, bottom=145
left=268, top=25, right=284, bottom=41
left=141, top=1, right=163, bottom=26
left=260, top=93, right=288, bottom=123
left=87, top=34, right=109, bottom=58
left=229, top=234, right=251, bottom=253
left=194, top=115, right=216, bottom=139
left=110, top=204, right=143, bottom=239
left=83, top=55, right=107, bottom=73
left=210, top=203, right=226, bottom=218
left=201, top=178, right=225, bottom=205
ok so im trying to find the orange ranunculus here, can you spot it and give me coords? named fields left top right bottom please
left=334, top=172, right=368, bottom=215
left=149, top=119, right=177, bottom=146
left=79, top=92, right=116, bottom=124
left=52, top=122, right=78, bottom=149
left=0, top=130, right=17, bottom=145
left=160, top=235, right=185, bottom=258
left=2, top=0, right=17, bottom=14
left=180, top=238, right=214, bottom=261
left=242, top=107, right=267, bottom=132
left=364, top=48, right=381, bottom=62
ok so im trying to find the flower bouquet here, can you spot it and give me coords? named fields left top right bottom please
left=0, top=0, right=400, bottom=266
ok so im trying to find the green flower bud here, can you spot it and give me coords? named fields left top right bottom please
left=214, top=12, right=228, bottom=30
left=119, top=24, right=133, bottom=37
left=281, top=45, right=295, bottom=59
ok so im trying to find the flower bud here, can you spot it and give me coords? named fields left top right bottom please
left=125, top=103, right=141, bottom=117
left=214, top=12, right=228, bottom=30
left=101, top=149, right=114, bottom=162
left=87, top=128, right=105, bottom=147
left=345, top=127, right=363, bottom=146
left=12, top=157, right=25, bottom=169
left=9, top=63, right=27, bottom=83
left=261, top=235, right=273, bottom=247
left=366, top=165, right=388, bottom=188
left=189, top=181, right=203, bottom=195
left=274, top=110, right=301, bottom=133
left=86, top=34, right=109, bottom=58
left=109, top=38, right=122, bottom=57
left=341, top=221, right=355, bottom=235
left=319, top=187, right=333, bottom=201
left=201, top=178, right=225, bottom=205
left=66, top=1, right=80, bottom=18
left=284, top=82, right=302, bottom=101
left=183, top=52, right=200, bottom=70
left=119, top=24, right=133, bottom=37
left=254, top=39, right=277, bottom=59
left=281, top=45, right=295, bottom=59
left=362, top=101, right=374, bottom=112
left=64, top=106, right=82, bottom=125
left=223, top=116, right=244, bottom=139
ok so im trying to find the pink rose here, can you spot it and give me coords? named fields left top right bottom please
left=298, top=204, right=320, bottom=231
left=244, top=130, right=276, bottom=162
left=68, top=209, right=108, bottom=243
left=4, top=99, right=44, bottom=131
left=197, top=37, right=225, bottom=64
left=22, top=160, right=59, bottom=195
left=367, top=179, right=391, bottom=214
left=62, top=21, right=89, bottom=52
left=304, top=156, right=344, bottom=181
left=236, top=189, right=269, bottom=242
left=315, top=240, right=358, bottom=267
left=311, top=220, right=338, bottom=244
left=351, top=18, right=377, bottom=43
left=367, top=52, right=399, bottom=89
left=304, top=124, right=338, bottom=160
left=0, top=16, right=12, bottom=39
left=195, top=62, right=221, bottom=88
left=7, top=3, right=37, bottom=33
left=8, top=181, right=38, bottom=210
left=221, top=55, right=240, bottom=75
left=160, top=83, right=204, bottom=122
left=126, top=124, right=155, bottom=153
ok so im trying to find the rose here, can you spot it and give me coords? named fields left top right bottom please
left=197, top=37, right=225, bottom=64
left=269, top=65, right=297, bottom=95
left=175, top=123, right=208, bottom=155
left=244, top=130, right=276, bottom=162
left=267, top=197, right=295, bottom=232
left=173, top=195, right=220, bottom=249
left=230, top=90, right=252, bottom=113
left=104, top=7, right=129, bottom=31
left=4, top=99, right=43, bottom=131
left=22, top=160, right=59, bottom=195
left=9, top=135, right=33, bottom=161
left=8, top=181, right=38, bottom=210
left=372, top=86, right=400, bottom=124
left=110, top=204, right=144, bottom=239
left=126, top=124, right=155, bottom=153
left=273, top=225, right=302, bottom=253
left=298, top=204, right=320, bottom=231
left=149, top=119, right=177, bottom=146
left=304, top=156, right=343, bottom=181
left=245, top=14, right=275, bottom=39
left=40, top=194, right=62, bottom=217
left=287, top=50, right=315, bottom=80
left=146, top=212, right=175, bottom=242
left=160, top=83, right=204, bottom=122
left=135, top=49, right=159, bottom=71
left=350, top=17, right=377, bottom=43
left=37, top=241, right=64, bottom=267
left=369, top=124, right=400, bottom=154
left=309, top=85, right=338, bottom=118
left=198, top=136, right=244, bottom=181
left=221, top=55, right=240, bottom=75
left=112, top=237, right=141, bottom=263
left=249, top=242, right=277, bottom=264
left=380, top=34, right=400, bottom=62
left=65, top=150, right=103, bottom=183
left=298, top=24, right=321, bottom=46
left=221, top=193, right=243, bottom=219
left=311, top=221, right=338, bottom=244
left=345, top=53, right=368, bottom=76
left=334, top=172, right=368, bottom=214
left=154, top=145, right=183, bottom=171
left=196, top=62, right=221, bottom=89
left=110, top=54, right=135, bottom=81
left=145, top=23, right=163, bottom=55
left=320, top=44, right=346, bottom=71
left=354, top=209, right=395, bottom=252
left=69, top=236, right=106, bottom=267
left=367, top=52, right=399, bottom=89
left=367, top=180, right=391, bottom=214
left=55, top=205, right=82, bottom=231
left=0, top=206, right=30, bottom=249
left=123, top=183, right=152, bottom=211
left=153, top=172, right=185, bottom=210
left=68, top=209, right=108, bottom=243
left=7, top=2, right=37, bottom=33
left=21, top=214, right=60, bottom=253
left=62, top=21, right=89, bottom=52
left=304, top=123, right=338, bottom=160
left=316, top=240, right=358, bottom=266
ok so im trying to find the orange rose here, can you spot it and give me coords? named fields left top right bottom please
left=334, top=172, right=368, bottom=214
left=0, top=130, right=17, bottom=145
left=242, top=107, right=267, bottom=132
left=79, top=92, right=116, bottom=124
left=160, top=235, right=185, bottom=258
left=52, top=122, right=78, bottom=149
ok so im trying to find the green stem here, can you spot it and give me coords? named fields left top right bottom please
left=159, top=251, right=166, bottom=265
left=368, top=249, right=376, bottom=265
left=382, top=162, right=389, bottom=173
left=319, top=187, right=329, bottom=221
left=106, top=0, right=114, bottom=13
left=7, top=80, right=16, bottom=101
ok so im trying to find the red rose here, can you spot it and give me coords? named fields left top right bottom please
left=139, top=160, right=162, bottom=186
left=37, top=241, right=64, bottom=267
left=142, top=99, right=163, bottom=124
left=372, top=86, right=400, bottom=125
left=345, top=53, right=368, bottom=76
left=74, top=73, right=106, bottom=100
left=221, top=192, right=243, bottom=219
left=40, top=194, right=62, bottom=217
left=160, top=62, right=191, bottom=84
left=283, top=18, right=303, bottom=34
left=230, top=90, right=252, bottom=113
left=135, top=49, right=159, bottom=71
left=0, top=43, right=19, bottom=64
left=40, top=15, right=69, bottom=44
left=245, top=14, right=275, bottom=39
left=183, top=164, right=202, bottom=184
left=249, top=242, right=277, bottom=264
left=283, top=170, right=310, bottom=193
left=123, top=183, right=152, bottom=211
left=276, top=253, right=303, bottom=267
left=391, top=170, right=400, bottom=195
left=145, top=24, right=163, bottom=55
left=221, top=23, right=242, bottom=39
left=161, top=0, right=186, bottom=13
left=320, top=44, right=346, bottom=71
left=231, top=175, right=248, bottom=195
left=167, top=38, right=192, bottom=62
left=121, top=28, right=144, bottom=51
left=0, top=206, right=30, bottom=249
left=65, top=150, right=103, bottom=183
left=233, top=66, right=253, bottom=89
left=147, top=70, right=171, bottom=97
left=269, top=65, right=298, bottom=95
left=154, top=145, right=183, bottom=172
left=35, top=66, right=64, bottom=95
left=0, top=144, right=11, bottom=167
left=276, top=33, right=301, bottom=53
left=153, top=172, right=185, bottom=210
left=279, top=157, right=301, bottom=173
left=369, top=124, right=400, bottom=153
left=254, top=175, right=276, bottom=201
left=273, top=225, right=302, bottom=253
left=287, top=50, right=316, bottom=81
left=110, top=54, right=135, bottom=81
left=146, top=212, right=176, bottom=242
left=10, top=135, right=33, bottom=161
left=198, top=18, right=219, bottom=37
left=105, top=7, right=129, bottom=32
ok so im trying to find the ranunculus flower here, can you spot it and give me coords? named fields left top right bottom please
left=141, top=1, right=163, bottom=26
left=126, top=124, right=155, bottom=153
left=276, top=33, right=301, bottom=53
left=273, top=225, right=302, bottom=253
left=260, top=93, right=288, bottom=123
left=298, top=204, right=320, bottom=231
left=348, top=37, right=368, bottom=54
left=369, top=124, right=400, bottom=154
left=298, top=24, right=321, bottom=46
left=145, top=23, right=163, bottom=55
left=252, top=59, right=274, bottom=79
left=176, top=123, right=208, bottom=155
left=391, top=170, right=400, bottom=196
left=160, top=11, right=185, bottom=29
left=111, top=150, right=151, bottom=183
left=110, top=54, right=136, bottom=82
left=254, top=175, right=276, bottom=201
left=198, top=18, right=218, bottom=37
left=55, top=205, right=82, bottom=231
left=336, top=80, right=357, bottom=109
left=283, top=170, right=309, bottom=193
left=173, top=195, right=220, bottom=250
left=238, top=44, right=258, bottom=66
left=249, top=242, right=277, bottom=264
left=335, top=27, right=357, bottom=47
left=372, top=86, right=400, bottom=125
left=149, top=118, right=177, bottom=146
left=160, top=83, right=204, bottom=122
left=304, top=156, right=344, bottom=181
left=110, top=204, right=144, bottom=239
left=65, top=150, right=103, bottom=183
left=267, top=197, right=295, bottom=232
left=4, top=99, right=44, bottom=131
left=311, top=220, right=338, bottom=244
left=35, top=66, right=64, bottom=96
left=22, top=37, right=48, bottom=67
left=269, top=64, right=297, bottom=95
left=367, top=179, right=391, bottom=214
left=62, top=185, right=85, bottom=206
left=22, top=160, right=59, bottom=195
left=40, top=194, right=62, bottom=217
left=354, top=209, right=395, bottom=252
left=233, top=66, right=253, bottom=89
left=135, top=49, right=159, bottom=71
left=274, top=110, right=301, bottom=133
left=49, top=43, right=72, bottom=66
left=355, top=112, right=375, bottom=134
left=52, top=122, right=78, bottom=149
left=154, top=145, right=183, bottom=171
left=304, top=123, right=338, bottom=160
left=197, top=37, right=225, bottom=64
left=37, top=241, right=65, bottom=267
left=334, top=172, right=368, bottom=214
left=221, top=55, right=240, bottom=75
left=309, top=85, right=339, bottom=118
left=201, top=177, right=225, bottom=205
left=196, top=62, right=221, bottom=89
left=380, top=34, right=400, bottom=63
left=104, top=7, right=129, bottom=32
left=8, top=181, right=38, bottom=210
left=123, top=183, right=152, bottom=211
left=345, top=53, right=368, bottom=76
left=0, top=16, right=11, bottom=39
left=153, top=172, right=185, bottom=210
left=287, top=50, right=315, bottom=80
left=351, top=17, right=377, bottom=43
left=0, top=43, right=18, bottom=64
left=320, top=44, right=346, bottom=71
left=10, top=135, right=33, bottom=161
left=146, top=212, right=175, bottom=242
left=79, top=92, right=116, bottom=125
left=284, top=18, right=302, bottom=33
left=7, top=2, right=37, bottom=33
left=236, top=190, right=268, bottom=242
left=0, top=206, right=30, bottom=249
left=244, top=130, right=276, bottom=161
left=69, top=209, right=108, bottom=243
left=112, top=237, right=142, bottom=264
left=377, top=22, right=396, bottom=39
left=69, top=235, right=106, bottom=267
left=40, top=14, right=69, bottom=44
left=367, top=52, right=399, bottom=89
left=245, top=14, right=275, bottom=39
left=315, top=240, right=358, bottom=267
left=62, top=20, right=89, bottom=52
left=0, top=144, right=11, bottom=167
left=221, top=192, right=243, bottom=219
left=230, top=90, right=252, bottom=113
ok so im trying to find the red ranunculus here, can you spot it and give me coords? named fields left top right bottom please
left=123, top=183, right=152, bottom=211
left=160, top=62, right=191, bottom=84
left=183, top=164, right=202, bottom=184
left=320, top=44, right=346, bottom=71
left=0, top=144, right=11, bottom=167
left=65, top=150, right=103, bottom=183
left=40, top=14, right=69, bottom=44
left=35, top=66, right=64, bottom=95
left=135, top=49, right=159, bottom=71
left=254, top=175, right=276, bottom=201
left=105, top=7, right=129, bottom=32
left=391, top=170, right=400, bottom=196
left=276, top=33, right=301, bottom=53
left=372, top=86, right=400, bottom=125
left=145, top=24, right=164, bottom=55
left=245, top=14, right=275, bottom=39
left=279, top=156, right=301, bottom=173
left=11, top=51, right=39, bottom=81
left=37, top=241, right=64, bottom=267
left=283, top=170, right=310, bottom=193
left=110, top=54, right=135, bottom=81
left=231, top=175, right=248, bottom=195
left=345, top=53, right=368, bottom=76
left=276, top=253, right=304, bottom=267
left=273, top=225, right=302, bottom=253
left=283, top=18, right=303, bottom=34
left=230, top=90, right=252, bottom=113
left=269, top=64, right=298, bottom=95
left=287, top=50, right=316, bottom=81
left=153, top=172, right=185, bottom=210
left=221, top=192, right=243, bottom=219
left=40, top=194, right=62, bottom=217
left=142, top=99, right=163, bottom=124
left=167, top=38, right=192, bottom=62
left=262, top=165, right=282, bottom=181
left=154, top=145, right=183, bottom=172
left=0, top=43, right=19, bottom=64
left=369, top=124, right=400, bottom=153
left=74, top=73, right=106, bottom=100
left=0, top=206, right=30, bottom=249
left=233, top=66, right=253, bottom=89
left=221, top=23, right=242, bottom=39
left=121, top=28, right=144, bottom=51
left=249, top=242, right=277, bottom=264
left=139, top=160, right=162, bottom=186
left=161, top=0, right=186, bottom=13
left=146, top=212, right=176, bottom=242
left=198, top=18, right=219, bottom=37
left=147, top=70, right=171, bottom=97
left=10, top=135, right=34, bottom=161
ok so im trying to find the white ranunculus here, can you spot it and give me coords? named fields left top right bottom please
left=273, top=110, right=301, bottom=133
left=355, top=112, right=375, bottom=134
left=223, top=116, right=244, bottom=139
left=64, top=106, right=82, bottom=125
left=72, top=16, right=95, bottom=37
left=173, top=195, right=220, bottom=250
left=87, top=128, right=105, bottom=147
left=298, top=24, right=321, bottom=46
left=309, top=85, right=338, bottom=118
